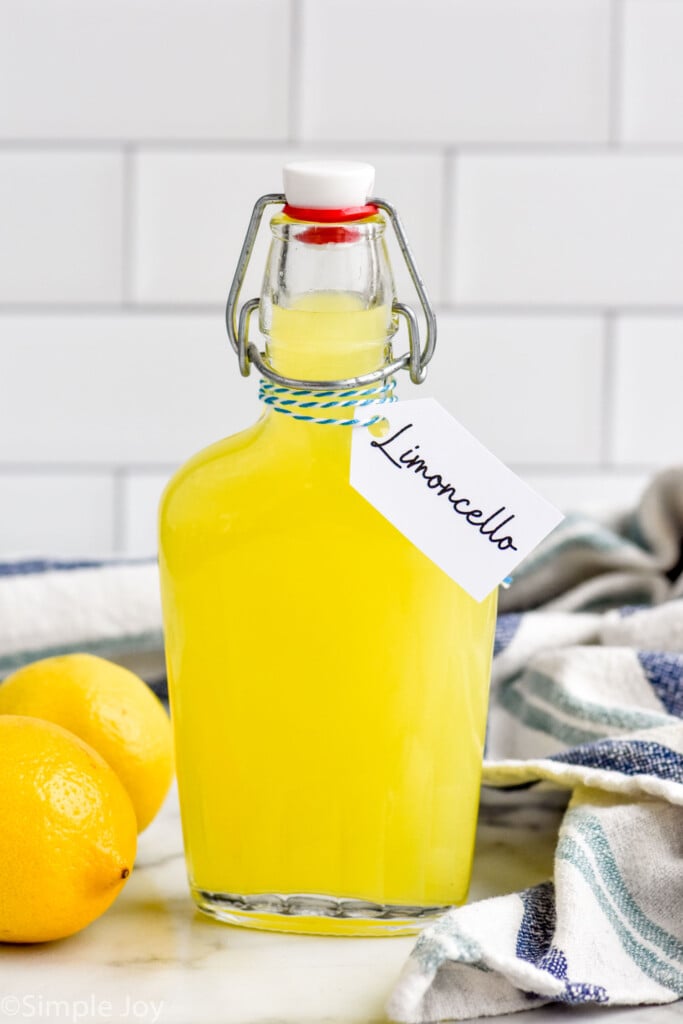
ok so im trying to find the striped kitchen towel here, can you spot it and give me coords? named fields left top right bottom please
left=0, top=557, right=165, bottom=689
left=389, top=467, right=683, bottom=1022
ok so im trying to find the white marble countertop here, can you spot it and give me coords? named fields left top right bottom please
left=1, top=788, right=679, bottom=1024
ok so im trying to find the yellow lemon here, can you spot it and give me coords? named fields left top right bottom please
left=0, top=654, right=173, bottom=832
left=0, top=715, right=137, bottom=943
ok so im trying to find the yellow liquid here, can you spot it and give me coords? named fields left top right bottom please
left=159, top=294, right=497, bottom=935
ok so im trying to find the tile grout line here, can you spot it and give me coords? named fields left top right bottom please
left=4, top=302, right=683, bottom=317
left=111, top=468, right=126, bottom=555
left=608, top=0, right=625, bottom=146
left=0, top=463, right=180, bottom=475
left=121, top=144, right=135, bottom=304
left=6, top=139, right=683, bottom=154
left=0, top=303, right=226, bottom=315
left=600, top=312, right=617, bottom=467
left=287, top=0, right=304, bottom=143
left=0, top=462, right=656, bottom=477
left=439, top=152, right=455, bottom=305
left=505, top=464, right=652, bottom=477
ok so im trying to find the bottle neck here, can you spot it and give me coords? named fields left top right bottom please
left=262, top=217, right=394, bottom=372
left=266, top=293, right=391, bottom=379
left=257, top=214, right=396, bottom=435
left=258, top=294, right=394, bottom=443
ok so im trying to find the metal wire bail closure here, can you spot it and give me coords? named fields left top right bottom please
left=225, top=194, right=437, bottom=391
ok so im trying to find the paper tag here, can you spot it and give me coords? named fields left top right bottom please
left=350, top=398, right=564, bottom=601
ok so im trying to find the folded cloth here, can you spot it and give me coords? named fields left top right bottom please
left=0, top=557, right=165, bottom=689
left=388, top=467, right=683, bottom=1022
left=497, top=466, right=683, bottom=614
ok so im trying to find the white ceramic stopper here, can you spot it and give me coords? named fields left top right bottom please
left=283, top=160, right=375, bottom=209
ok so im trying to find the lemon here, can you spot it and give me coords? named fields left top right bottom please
left=0, top=654, right=173, bottom=832
left=0, top=715, right=137, bottom=943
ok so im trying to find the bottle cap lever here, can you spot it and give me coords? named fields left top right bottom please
left=225, top=194, right=437, bottom=391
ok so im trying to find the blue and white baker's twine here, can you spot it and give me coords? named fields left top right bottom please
left=258, top=378, right=397, bottom=427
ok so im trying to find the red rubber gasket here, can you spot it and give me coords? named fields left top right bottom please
left=282, top=203, right=378, bottom=223
left=296, top=225, right=361, bottom=245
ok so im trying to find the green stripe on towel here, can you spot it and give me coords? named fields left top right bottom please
left=569, top=812, right=683, bottom=964
left=525, top=671, right=672, bottom=732
left=0, top=631, right=164, bottom=675
left=557, top=832, right=683, bottom=995
left=499, top=680, right=599, bottom=746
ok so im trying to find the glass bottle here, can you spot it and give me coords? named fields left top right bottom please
left=158, top=161, right=498, bottom=935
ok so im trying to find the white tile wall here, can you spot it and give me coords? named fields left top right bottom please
left=299, top=0, right=611, bottom=143
left=621, top=0, right=683, bottom=143
left=0, top=152, right=124, bottom=303
left=0, top=474, right=115, bottom=556
left=0, top=0, right=681, bottom=557
left=0, top=315, right=260, bottom=464
left=0, top=0, right=290, bottom=140
left=131, top=148, right=445, bottom=305
left=613, top=318, right=683, bottom=466
left=452, top=155, right=683, bottom=307
left=401, top=316, right=604, bottom=465
left=121, top=472, right=173, bottom=557
left=523, top=472, right=649, bottom=517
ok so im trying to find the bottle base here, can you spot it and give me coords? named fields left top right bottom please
left=192, top=887, right=451, bottom=936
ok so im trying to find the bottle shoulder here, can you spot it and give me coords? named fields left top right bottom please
left=159, top=413, right=342, bottom=514
left=160, top=416, right=267, bottom=511
left=159, top=413, right=355, bottom=548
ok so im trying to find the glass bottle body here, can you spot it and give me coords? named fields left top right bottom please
left=159, top=216, right=497, bottom=935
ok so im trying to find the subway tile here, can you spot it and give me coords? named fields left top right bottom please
left=0, top=315, right=260, bottom=465
left=400, top=315, right=604, bottom=465
left=0, top=0, right=289, bottom=140
left=121, top=471, right=174, bottom=557
left=131, top=148, right=445, bottom=305
left=452, top=155, right=683, bottom=306
left=521, top=472, right=650, bottom=516
left=613, top=318, right=683, bottom=466
left=0, top=152, right=123, bottom=303
left=132, top=149, right=291, bottom=308
left=299, top=0, right=610, bottom=143
left=0, top=474, right=115, bottom=557
left=622, top=0, right=683, bottom=143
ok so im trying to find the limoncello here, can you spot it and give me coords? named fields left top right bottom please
left=159, top=161, right=497, bottom=935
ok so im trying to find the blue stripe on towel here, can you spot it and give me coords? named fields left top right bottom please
left=637, top=651, right=683, bottom=718
left=494, top=613, right=523, bottom=657
left=516, top=883, right=556, bottom=967
left=551, top=739, right=683, bottom=783
left=618, top=605, right=648, bottom=618
left=0, top=557, right=156, bottom=577
left=516, top=883, right=608, bottom=1004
